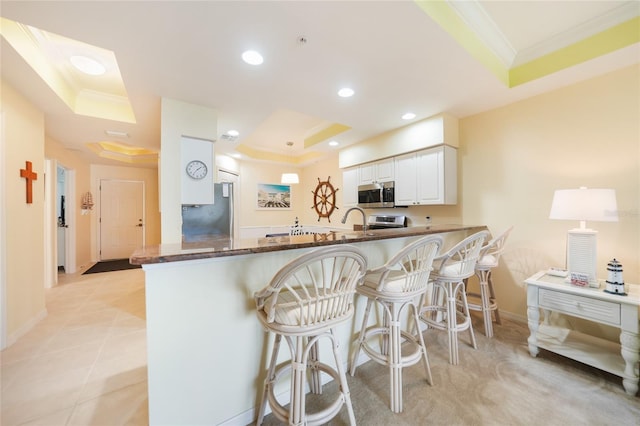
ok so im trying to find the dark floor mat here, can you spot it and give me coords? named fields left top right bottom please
left=82, top=259, right=141, bottom=274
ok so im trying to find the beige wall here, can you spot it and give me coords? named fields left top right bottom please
left=1, top=80, right=47, bottom=345
left=91, top=164, right=161, bottom=262
left=238, top=150, right=464, bottom=231
left=237, top=161, right=306, bottom=227
left=45, top=136, right=92, bottom=270
left=460, top=64, right=640, bottom=322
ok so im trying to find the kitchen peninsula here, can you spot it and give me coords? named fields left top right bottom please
left=131, top=224, right=487, bottom=425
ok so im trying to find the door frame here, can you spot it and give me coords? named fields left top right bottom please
left=0, top=111, right=6, bottom=349
left=44, top=159, right=55, bottom=287
left=98, top=179, right=145, bottom=261
left=44, top=160, right=77, bottom=284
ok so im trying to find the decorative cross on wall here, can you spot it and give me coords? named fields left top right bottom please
left=19, top=161, right=38, bottom=204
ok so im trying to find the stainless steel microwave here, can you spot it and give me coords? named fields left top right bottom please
left=358, top=181, right=395, bottom=208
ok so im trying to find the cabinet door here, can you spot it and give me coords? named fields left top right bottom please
left=393, top=152, right=417, bottom=205
left=416, top=147, right=444, bottom=204
left=342, top=167, right=359, bottom=207
left=359, top=163, right=375, bottom=185
left=375, top=158, right=395, bottom=182
left=359, top=158, right=394, bottom=184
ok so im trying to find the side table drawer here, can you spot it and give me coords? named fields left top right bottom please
left=539, top=289, right=620, bottom=326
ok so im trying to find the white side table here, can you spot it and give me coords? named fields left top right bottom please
left=526, top=271, right=640, bottom=396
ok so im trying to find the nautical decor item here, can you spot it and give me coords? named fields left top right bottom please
left=311, top=176, right=339, bottom=222
left=604, top=258, right=626, bottom=295
left=81, top=192, right=94, bottom=210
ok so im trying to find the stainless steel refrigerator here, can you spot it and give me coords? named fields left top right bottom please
left=181, top=182, right=234, bottom=241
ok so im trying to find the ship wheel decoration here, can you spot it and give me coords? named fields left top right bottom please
left=311, top=176, right=339, bottom=222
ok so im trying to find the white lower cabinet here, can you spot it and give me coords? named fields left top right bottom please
left=394, top=145, right=457, bottom=205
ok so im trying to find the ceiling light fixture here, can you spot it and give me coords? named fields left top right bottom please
left=338, top=87, right=354, bottom=98
left=402, top=112, right=416, bottom=120
left=328, top=140, right=339, bottom=147
left=221, top=129, right=239, bottom=142
left=70, top=55, right=106, bottom=75
left=105, top=130, right=129, bottom=138
left=281, top=173, right=299, bottom=184
left=281, top=141, right=299, bottom=185
left=242, top=50, right=264, bottom=65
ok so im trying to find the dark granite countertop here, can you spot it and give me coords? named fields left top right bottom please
left=130, top=224, right=487, bottom=265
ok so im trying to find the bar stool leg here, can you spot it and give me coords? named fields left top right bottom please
left=308, top=338, right=322, bottom=394
left=330, top=329, right=356, bottom=425
left=291, top=336, right=305, bottom=426
left=349, top=298, right=374, bottom=376
left=478, top=270, right=494, bottom=337
left=389, top=303, right=402, bottom=413
left=488, top=274, right=502, bottom=325
left=411, top=302, right=433, bottom=386
left=444, top=282, right=459, bottom=365
left=257, top=334, right=282, bottom=425
left=457, top=281, right=477, bottom=350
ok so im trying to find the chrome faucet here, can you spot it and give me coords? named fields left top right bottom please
left=341, top=206, right=368, bottom=233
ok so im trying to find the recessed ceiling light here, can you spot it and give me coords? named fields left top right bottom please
left=242, top=50, right=263, bottom=65
left=328, top=140, right=339, bottom=147
left=338, top=87, right=354, bottom=98
left=402, top=112, right=416, bottom=120
left=70, top=55, right=106, bottom=75
left=227, top=129, right=239, bottom=137
left=105, top=130, right=129, bottom=138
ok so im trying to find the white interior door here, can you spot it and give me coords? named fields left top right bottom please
left=100, top=180, right=144, bottom=260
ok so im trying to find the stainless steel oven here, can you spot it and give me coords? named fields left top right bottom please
left=367, top=214, right=407, bottom=229
left=358, top=181, right=395, bottom=208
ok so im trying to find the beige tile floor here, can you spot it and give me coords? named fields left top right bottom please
left=1, top=268, right=148, bottom=426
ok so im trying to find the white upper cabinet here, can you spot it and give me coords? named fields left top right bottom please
left=181, top=136, right=214, bottom=205
left=393, top=153, right=418, bottom=206
left=358, top=158, right=394, bottom=185
left=341, top=167, right=359, bottom=207
left=394, top=145, right=457, bottom=205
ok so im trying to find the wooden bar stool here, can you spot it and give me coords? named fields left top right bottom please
left=349, top=235, right=443, bottom=413
left=419, top=231, right=489, bottom=365
left=466, top=226, right=513, bottom=337
left=254, top=245, right=367, bottom=426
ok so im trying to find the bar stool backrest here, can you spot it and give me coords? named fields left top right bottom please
left=254, top=245, right=367, bottom=334
left=369, top=235, right=443, bottom=295
left=477, top=226, right=514, bottom=270
left=435, top=231, right=490, bottom=281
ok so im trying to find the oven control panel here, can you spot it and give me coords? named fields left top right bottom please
left=367, top=214, right=407, bottom=228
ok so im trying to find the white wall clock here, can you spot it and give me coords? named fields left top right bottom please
left=185, top=160, right=208, bottom=180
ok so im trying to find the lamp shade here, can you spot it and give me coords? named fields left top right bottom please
left=549, top=188, right=618, bottom=223
left=281, top=173, right=299, bottom=184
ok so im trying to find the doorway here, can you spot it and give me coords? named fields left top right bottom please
left=56, top=166, right=67, bottom=273
left=44, top=160, right=76, bottom=287
left=99, top=179, right=145, bottom=260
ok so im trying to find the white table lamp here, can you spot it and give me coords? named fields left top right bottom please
left=549, top=187, right=618, bottom=287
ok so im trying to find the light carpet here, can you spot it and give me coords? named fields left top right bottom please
left=258, top=316, right=639, bottom=425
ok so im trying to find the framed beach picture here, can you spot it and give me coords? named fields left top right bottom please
left=257, top=183, right=291, bottom=210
